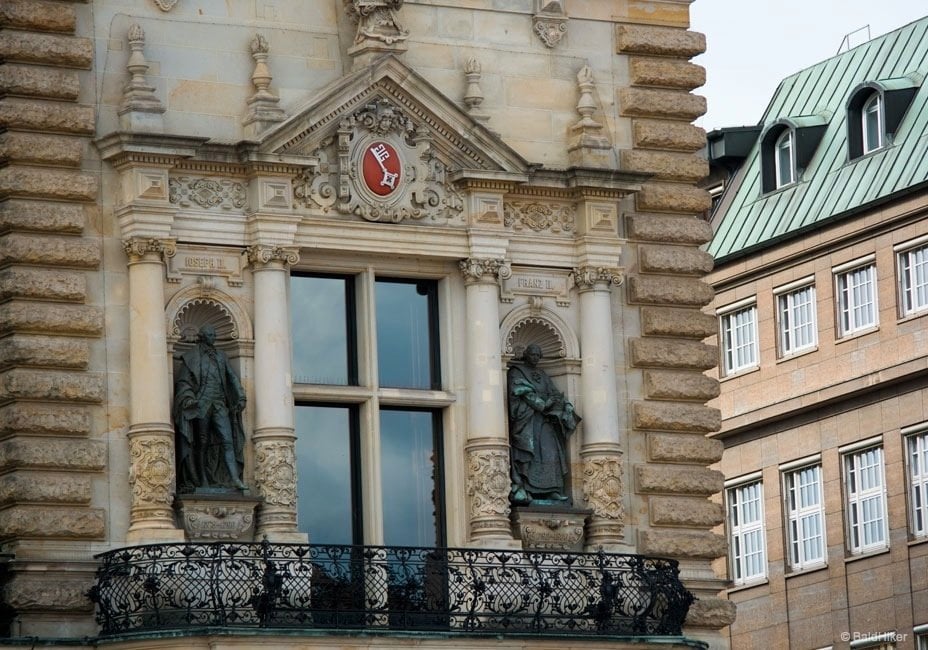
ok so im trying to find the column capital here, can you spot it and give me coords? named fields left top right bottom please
left=571, top=266, right=624, bottom=292
left=123, top=237, right=176, bottom=263
left=245, top=245, right=300, bottom=269
left=459, top=257, right=511, bottom=285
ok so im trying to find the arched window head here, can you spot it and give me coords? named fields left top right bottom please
left=862, top=92, right=883, bottom=154
left=774, top=129, right=796, bottom=188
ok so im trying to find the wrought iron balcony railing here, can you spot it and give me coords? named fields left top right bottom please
left=88, top=541, right=694, bottom=639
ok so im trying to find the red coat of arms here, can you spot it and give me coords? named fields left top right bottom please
left=361, top=141, right=402, bottom=197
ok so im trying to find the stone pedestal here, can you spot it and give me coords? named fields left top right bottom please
left=176, top=492, right=261, bottom=541
left=511, top=506, right=592, bottom=552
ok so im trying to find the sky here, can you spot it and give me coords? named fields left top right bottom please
left=689, top=2, right=927, bottom=133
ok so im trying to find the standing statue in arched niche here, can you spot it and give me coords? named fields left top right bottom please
left=507, top=343, right=581, bottom=505
left=173, top=324, right=247, bottom=492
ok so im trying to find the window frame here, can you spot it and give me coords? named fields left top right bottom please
left=862, top=92, right=884, bottom=154
left=896, top=239, right=928, bottom=318
left=904, top=427, right=928, bottom=539
left=774, top=128, right=796, bottom=188
left=834, top=259, right=878, bottom=337
left=782, top=462, right=827, bottom=571
left=718, top=300, right=759, bottom=377
left=775, top=280, right=817, bottom=357
left=726, top=477, right=768, bottom=586
left=842, top=444, right=889, bottom=555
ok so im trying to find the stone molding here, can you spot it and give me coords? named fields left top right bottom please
left=459, top=257, right=511, bottom=285
left=571, top=266, right=624, bottom=292
left=169, top=176, right=247, bottom=210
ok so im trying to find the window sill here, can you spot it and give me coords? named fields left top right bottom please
left=784, top=562, right=828, bottom=579
left=726, top=578, right=769, bottom=594
left=844, top=546, right=890, bottom=564
left=720, top=365, right=761, bottom=382
left=776, top=345, right=818, bottom=364
left=898, top=309, right=928, bottom=324
left=835, top=325, right=879, bottom=343
left=908, top=535, right=928, bottom=547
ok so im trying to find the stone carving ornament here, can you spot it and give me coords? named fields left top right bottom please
left=504, top=201, right=575, bottom=234
left=582, top=456, right=624, bottom=521
left=344, top=0, right=408, bottom=45
left=458, top=257, right=511, bottom=284
left=533, top=0, right=568, bottom=48
left=128, top=437, right=175, bottom=507
left=466, top=448, right=512, bottom=520
left=152, top=0, right=178, bottom=10
left=169, top=177, right=247, bottom=210
left=253, top=441, right=297, bottom=507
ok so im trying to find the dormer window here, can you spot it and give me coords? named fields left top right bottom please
left=862, top=92, right=883, bottom=153
left=847, top=77, right=920, bottom=159
left=774, top=129, right=795, bottom=187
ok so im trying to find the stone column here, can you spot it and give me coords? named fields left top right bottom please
left=246, top=245, right=306, bottom=542
left=124, top=237, right=184, bottom=543
left=460, top=258, right=515, bottom=546
left=573, top=265, right=625, bottom=549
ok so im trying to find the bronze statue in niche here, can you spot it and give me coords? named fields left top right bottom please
left=173, top=325, right=247, bottom=491
left=507, top=343, right=580, bottom=505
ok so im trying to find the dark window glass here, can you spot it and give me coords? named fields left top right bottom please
left=291, top=275, right=355, bottom=385
left=380, top=409, right=444, bottom=547
left=375, top=280, right=439, bottom=389
left=295, top=405, right=360, bottom=544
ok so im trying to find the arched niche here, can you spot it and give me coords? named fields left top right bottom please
left=500, top=306, right=580, bottom=367
left=165, top=285, right=254, bottom=361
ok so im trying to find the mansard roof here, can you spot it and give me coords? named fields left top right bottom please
left=708, top=16, right=928, bottom=262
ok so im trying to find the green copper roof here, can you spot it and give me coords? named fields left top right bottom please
left=708, top=17, right=928, bottom=262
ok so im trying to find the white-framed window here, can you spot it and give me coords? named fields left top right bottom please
left=843, top=444, right=888, bottom=554
left=914, top=624, right=928, bottom=650
left=898, top=242, right=928, bottom=317
left=726, top=478, right=767, bottom=584
left=862, top=92, right=884, bottom=154
left=905, top=428, right=928, bottom=538
left=776, top=282, right=817, bottom=356
left=783, top=463, right=826, bottom=570
left=719, top=300, right=759, bottom=376
left=774, top=129, right=796, bottom=188
left=835, top=261, right=878, bottom=336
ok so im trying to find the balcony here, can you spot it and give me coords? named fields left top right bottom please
left=88, top=541, right=694, bottom=640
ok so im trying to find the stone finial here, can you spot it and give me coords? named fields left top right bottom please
left=463, top=57, right=490, bottom=125
left=344, top=0, right=408, bottom=69
left=533, top=0, right=568, bottom=48
left=118, top=23, right=165, bottom=133
left=243, top=33, right=287, bottom=138
left=567, top=64, right=614, bottom=168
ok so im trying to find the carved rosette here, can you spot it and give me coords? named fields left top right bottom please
left=169, top=177, right=247, bottom=210
left=466, top=448, right=511, bottom=522
left=245, top=245, right=300, bottom=269
left=123, top=237, right=176, bottom=263
left=253, top=440, right=297, bottom=508
left=581, top=456, right=624, bottom=523
left=572, top=266, right=624, bottom=291
left=128, top=437, right=175, bottom=508
left=459, top=258, right=511, bottom=286
left=504, top=201, right=575, bottom=234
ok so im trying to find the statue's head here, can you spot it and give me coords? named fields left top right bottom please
left=198, top=325, right=217, bottom=346
left=524, top=343, right=543, bottom=366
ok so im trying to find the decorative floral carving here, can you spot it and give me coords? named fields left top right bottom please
left=181, top=503, right=257, bottom=541
left=344, top=0, right=408, bottom=46
left=169, top=177, right=247, bottom=210
left=519, top=518, right=585, bottom=551
left=533, top=1, right=568, bottom=48
left=244, top=245, right=300, bottom=268
left=152, top=0, right=178, bottom=10
left=129, top=437, right=174, bottom=507
left=466, top=449, right=511, bottom=519
left=572, top=266, right=624, bottom=290
left=504, top=201, right=575, bottom=233
left=582, top=456, right=624, bottom=521
left=123, top=237, right=176, bottom=261
left=254, top=441, right=297, bottom=507
left=459, top=258, right=512, bottom=286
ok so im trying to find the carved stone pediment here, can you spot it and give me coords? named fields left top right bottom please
left=256, top=56, right=531, bottom=224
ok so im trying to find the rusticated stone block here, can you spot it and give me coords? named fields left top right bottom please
left=644, top=370, right=720, bottom=401
left=0, top=471, right=92, bottom=505
left=620, top=150, right=708, bottom=182
left=0, top=505, right=105, bottom=540
left=0, top=334, right=90, bottom=369
left=634, top=400, right=721, bottom=433
left=627, top=213, right=713, bottom=244
left=4, top=573, right=95, bottom=612
left=615, top=24, right=706, bottom=57
left=0, top=199, right=85, bottom=233
left=618, top=87, right=706, bottom=120
left=0, top=31, right=93, bottom=68
left=686, top=597, right=737, bottom=628
left=0, top=437, right=104, bottom=470
left=634, top=119, right=706, bottom=152
left=0, top=233, right=100, bottom=267
left=630, top=338, right=717, bottom=370
left=0, top=0, right=77, bottom=33
left=0, top=131, right=83, bottom=167
left=628, top=57, right=706, bottom=90
left=649, top=432, right=724, bottom=465
left=636, top=464, right=724, bottom=495
left=0, top=368, right=104, bottom=403
left=639, top=245, right=714, bottom=275
left=0, top=98, right=95, bottom=134
left=641, top=307, right=717, bottom=339
left=0, top=302, right=103, bottom=336
left=638, top=529, right=726, bottom=559
left=649, top=496, right=724, bottom=527
left=0, top=166, right=96, bottom=201
left=637, top=182, right=712, bottom=214
left=628, top=275, right=714, bottom=307
left=0, top=267, right=87, bottom=302
left=0, top=63, right=80, bottom=101
left=0, top=403, right=91, bottom=436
